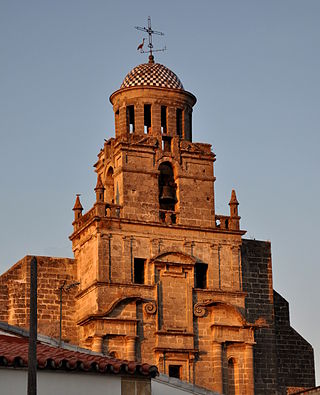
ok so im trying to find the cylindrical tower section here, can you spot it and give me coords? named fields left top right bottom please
left=110, top=61, right=196, bottom=141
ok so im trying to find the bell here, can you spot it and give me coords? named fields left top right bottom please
left=160, top=185, right=176, bottom=202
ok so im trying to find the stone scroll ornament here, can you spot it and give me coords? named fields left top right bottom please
left=144, top=301, right=157, bottom=315
left=194, top=303, right=206, bottom=317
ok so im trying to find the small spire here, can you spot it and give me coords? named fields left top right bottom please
left=73, top=194, right=83, bottom=211
left=94, top=174, right=104, bottom=191
left=229, top=189, right=239, bottom=205
left=95, top=174, right=105, bottom=204
left=148, top=54, right=155, bottom=64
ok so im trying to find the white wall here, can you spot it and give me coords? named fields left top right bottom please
left=151, top=376, right=220, bottom=395
left=152, top=380, right=192, bottom=395
left=0, top=369, right=121, bottom=395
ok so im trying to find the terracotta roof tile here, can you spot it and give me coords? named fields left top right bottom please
left=0, top=335, right=158, bottom=378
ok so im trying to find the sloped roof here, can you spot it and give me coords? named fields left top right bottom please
left=0, top=334, right=157, bottom=377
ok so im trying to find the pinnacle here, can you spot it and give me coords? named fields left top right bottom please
left=73, top=194, right=83, bottom=211
left=95, top=174, right=104, bottom=190
left=229, top=189, right=239, bottom=205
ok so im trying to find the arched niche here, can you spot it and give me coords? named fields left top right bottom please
left=105, top=167, right=114, bottom=203
left=227, top=358, right=237, bottom=395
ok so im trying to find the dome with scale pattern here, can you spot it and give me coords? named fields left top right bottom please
left=120, top=62, right=184, bottom=90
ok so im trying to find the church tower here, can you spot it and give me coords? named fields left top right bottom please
left=69, top=53, right=256, bottom=394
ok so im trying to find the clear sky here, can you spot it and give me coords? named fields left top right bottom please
left=1, top=0, right=319, bottom=385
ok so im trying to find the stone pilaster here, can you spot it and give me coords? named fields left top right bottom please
left=244, top=344, right=254, bottom=395
left=151, top=102, right=161, bottom=137
left=212, top=342, right=223, bottom=393
left=92, top=335, right=104, bottom=353
left=126, top=336, right=137, bottom=361
left=210, top=244, right=220, bottom=289
left=135, top=103, right=144, bottom=135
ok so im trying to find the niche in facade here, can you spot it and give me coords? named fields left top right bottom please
left=159, top=162, right=176, bottom=211
left=227, top=358, right=236, bottom=395
left=105, top=167, right=114, bottom=203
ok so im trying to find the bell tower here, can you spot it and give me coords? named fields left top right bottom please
left=70, top=45, right=254, bottom=393
left=97, top=55, right=216, bottom=228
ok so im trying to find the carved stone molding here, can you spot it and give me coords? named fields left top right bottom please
left=144, top=301, right=157, bottom=315
left=194, top=303, right=206, bottom=317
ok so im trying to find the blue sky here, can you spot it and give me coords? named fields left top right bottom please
left=1, top=0, right=319, bottom=384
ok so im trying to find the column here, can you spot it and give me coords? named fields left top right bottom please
left=135, top=103, right=144, bottom=135
left=167, top=106, right=176, bottom=136
left=118, top=105, right=127, bottom=136
left=151, top=102, right=161, bottom=137
left=212, top=342, right=223, bottom=394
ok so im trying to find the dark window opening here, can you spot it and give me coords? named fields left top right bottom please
left=161, top=106, right=167, bottom=133
left=195, top=263, right=208, bottom=289
left=105, top=167, right=114, bottom=204
left=144, top=104, right=151, bottom=134
left=169, top=365, right=181, bottom=379
left=176, top=108, right=182, bottom=138
left=228, top=359, right=236, bottom=395
left=159, top=162, right=176, bottom=211
left=162, top=136, right=172, bottom=153
left=127, top=105, right=135, bottom=133
left=115, top=110, right=119, bottom=134
left=189, top=112, right=192, bottom=141
left=134, top=258, right=145, bottom=284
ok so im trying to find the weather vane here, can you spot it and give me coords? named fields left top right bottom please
left=135, top=16, right=166, bottom=62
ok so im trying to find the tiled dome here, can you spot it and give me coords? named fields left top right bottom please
left=120, top=62, right=184, bottom=90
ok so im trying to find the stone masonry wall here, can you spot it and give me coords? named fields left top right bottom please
left=0, top=256, right=78, bottom=344
left=242, top=239, right=315, bottom=394
left=274, top=291, right=315, bottom=392
left=241, top=239, right=280, bottom=394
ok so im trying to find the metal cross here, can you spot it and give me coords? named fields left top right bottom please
left=135, top=16, right=166, bottom=59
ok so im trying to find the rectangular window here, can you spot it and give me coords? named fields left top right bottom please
left=127, top=105, right=135, bottom=133
left=144, top=104, right=151, bottom=134
left=169, top=365, right=181, bottom=379
left=176, top=108, right=182, bottom=138
left=161, top=106, right=167, bottom=133
left=134, top=258, right=145, bottom=284
left=195, top=263, right=208, bottom=289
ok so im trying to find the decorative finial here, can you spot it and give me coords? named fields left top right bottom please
left=94, top=174, right=105, bottom=204
left=94, top=174, right=104, bottom=191
left=73, top=194, right=83, bottom=211
left=229, top=189, right=239, bottom=205
left=73, top=194, right=83, bottom=221
left=135, top=16, right=166, bottom=62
